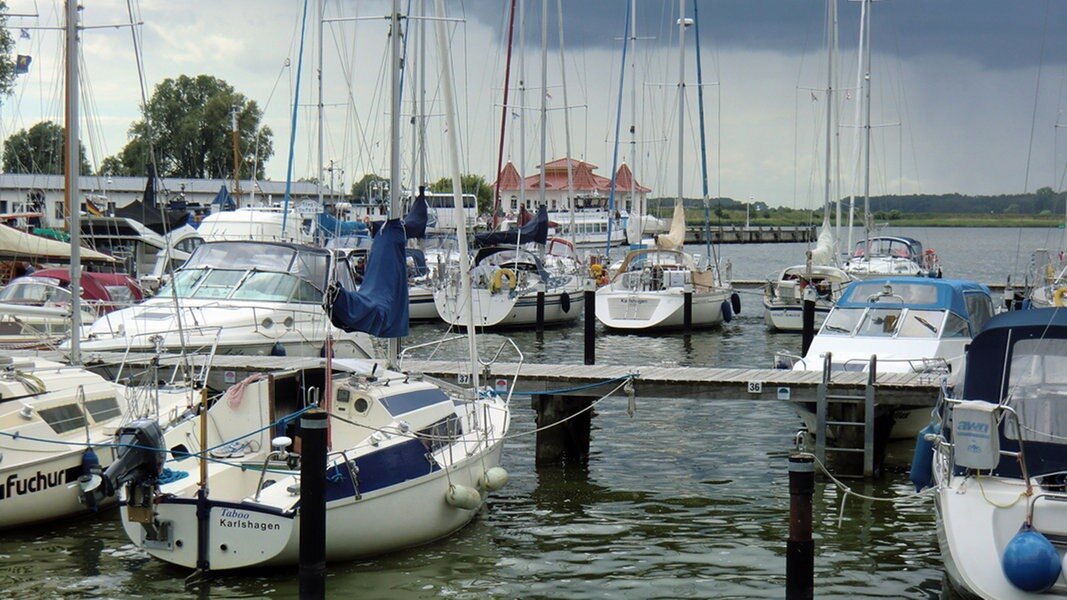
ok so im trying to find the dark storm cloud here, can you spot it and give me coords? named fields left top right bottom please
left=462, top=1, right=1067, bottom=70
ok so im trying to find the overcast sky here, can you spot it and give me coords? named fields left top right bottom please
left=3, top=0, right=1067, bottom=209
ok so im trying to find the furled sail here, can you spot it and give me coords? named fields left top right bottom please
left=654, top=199, right=686, bottom=251
left=326, top=219, right=409, bottom=337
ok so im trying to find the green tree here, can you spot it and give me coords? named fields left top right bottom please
left=103, top=75, right=273, bottom=178
left=428, top=173, right=492, bottom=215
left=350, top=173, right=387, bottom=203
left=2, top=121, right=91, bottom=174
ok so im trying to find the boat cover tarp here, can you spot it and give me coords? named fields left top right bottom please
left=474, top=205, right=548, bottom=248
left=327, top=218, right=409, bottom=338
left=317, top=211, right=369, bottom=239
left=835, top=277, right=987, bottom=318
left=403, top=194, right=428, bottom=240
left=0, top=223, right=115, bottom=263
left=655, top=199, right=686, bottom=251
left=954, top=308, right=1067, bottom=478
left=211, top=185, right=237, bottom=211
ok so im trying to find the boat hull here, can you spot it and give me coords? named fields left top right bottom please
left=124, top=442, right=504, bottom=570
left=762, top=299, right=831, bottom=332
left=434, top=286, right=584, bottom=328
left=596, top=288, right=729, bottom=331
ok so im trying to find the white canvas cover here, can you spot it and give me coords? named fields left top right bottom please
left=0, top=223, right=115, bottom=262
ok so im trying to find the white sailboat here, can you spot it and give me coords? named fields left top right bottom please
left=763, top=0, right=853, bottom=333
left=595, top=0, right=734, bottom=332
left=840, top=0, right=941, bottom=281
left=89, top=0, right=510, bottom=571
left=923, top=309, right=1067, bottom=598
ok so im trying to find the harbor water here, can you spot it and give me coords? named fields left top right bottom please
left=0, top=227, right=1059, bottom=599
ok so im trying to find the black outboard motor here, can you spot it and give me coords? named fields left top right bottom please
left=80, top=419, right=165, bottom=506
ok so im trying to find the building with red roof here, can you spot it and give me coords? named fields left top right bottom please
left=493, top=158, right=650, bottom=218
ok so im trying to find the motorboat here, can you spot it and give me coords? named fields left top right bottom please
left=0, top=355, right=194, bottom=530
left=0, top=269, right=142, bottom=348
left=920, top=309, right=1067, bottom=598
left=762, top=264, right=852, bottom=333
left=781, top=277, right=995, bottom=440
left=79, top=240, right=375, bottom=359
left=843, top=235, right=942, bottom=279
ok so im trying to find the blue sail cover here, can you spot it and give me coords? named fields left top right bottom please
left=403, top=193, right=428, bottom=240
left=317, top=210, right=369, bottom=239
left=328, top=219, right=409, bottom=337
left=211, top=185, right=236, bottom=211
left=474, top=204, right=548, bottom=248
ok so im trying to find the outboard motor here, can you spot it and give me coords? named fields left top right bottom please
left=80, top=419, right=165, bottom=507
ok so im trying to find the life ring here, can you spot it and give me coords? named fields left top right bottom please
left=1054, top=287, right=1067, bottom=307
left=489, top=268, right=517, bottom=293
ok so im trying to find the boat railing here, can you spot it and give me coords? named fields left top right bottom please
left=111, top=326, right=223, bottom=388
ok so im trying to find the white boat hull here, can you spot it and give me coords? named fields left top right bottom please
left=596, top=288, right=729, bottom=331
left=124, top=442, right=503, bottom=569
left=762, top=299, right=831, bottom=332
left=936, top=470, right=1067, bottom=599
left=434, top=285, right=584, bottom=328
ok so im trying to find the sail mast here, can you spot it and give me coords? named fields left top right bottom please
left=433, top=0, right=480, bottom=388
left=65, top=0, right=81, bottom=366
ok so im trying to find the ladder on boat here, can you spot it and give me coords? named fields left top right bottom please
left=815, top=353, right=876, bottom=478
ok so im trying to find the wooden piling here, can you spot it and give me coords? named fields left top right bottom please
left=531, top=394, right=592, bottom=467
left=584, top=282, right=596, bottom=365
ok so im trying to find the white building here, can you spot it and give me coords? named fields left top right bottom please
left=0, top=173, right=322, bottom=229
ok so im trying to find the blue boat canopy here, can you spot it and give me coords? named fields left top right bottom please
left=954, top=308, right=1067, bottom=478
left=327, top=219, right=409, bottom=338
left=474, top=205, right=548, bottom=248
left=836, top=277, right=989, bottom=318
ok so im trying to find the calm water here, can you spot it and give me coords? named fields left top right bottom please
left=0, top=227, right=1057, bottom=599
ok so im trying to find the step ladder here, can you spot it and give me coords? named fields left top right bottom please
left=815, top=353, right=876, bottom=478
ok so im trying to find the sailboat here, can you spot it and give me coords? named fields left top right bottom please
left=595, top=0, right=734, bottom=332
left=763, top=0, right=853, bottom=333
left=840, top=0, right=941, bottom=281
left=87, top=0, right=510, bottom=571
left=922, top=309, right=1067, bottom=598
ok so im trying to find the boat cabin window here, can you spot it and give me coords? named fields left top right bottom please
left=851, top=281, right=939, bottom=305
left=84, top=397, right=122, bottom=422
left=964, top=292, right=994, bottom=332
left=37, top=404, right=87, bottom=434
left=1004, top=338, right=1067, bottom=443
left=857, top=307, right=904, bottom=337
left=822, top=307, right=864, bottom=335
left=0, top=281, right=69, bottom=304
left=379, top=389, right=451, bottom=416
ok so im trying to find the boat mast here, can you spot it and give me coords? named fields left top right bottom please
left=317, top=0, right=325, bottom=214
left=492, top=0, right=517, bottom=229
left=65, top=0, right=81, bottom=366
left=388, top=0, right=403, bottom=367
left=676, top=0, right=689, bottom=211
left=823, top=0, right=835, bottom=259
left=517, top=0, right=527, bottom=237
left=692, top=0, right=713, bottom=264
left=862, top=0, right=872, bottom=265
left=232, top=108, right=242, bottom=205
left=433, top=0, right=480, bottom=388
left=557, top=0, right=576, bottom=249
left=537, top=0, right=548, bottom=245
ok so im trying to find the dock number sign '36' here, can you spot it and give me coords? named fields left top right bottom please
left=747, top=381, right=762, bottom=394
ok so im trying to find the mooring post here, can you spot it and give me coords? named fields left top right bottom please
left=536, top=284, right=546, bottom=334
left=532, top=394, right=592, bottom=467
left=584, top=280, right=596, bottom=365
left=683, top=285, right=693, bottom=333
left=801, top=287, right=816, bottom=356
left=787, top=454, right=815, bottom=600
left=299, top=409, right=328, bottom=600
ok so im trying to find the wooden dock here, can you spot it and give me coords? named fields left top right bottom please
left=685, top=225, right=816, bottom=245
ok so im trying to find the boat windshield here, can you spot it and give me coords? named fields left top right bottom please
left=856, top=307, right=904, bottom=337
left=850, top=281, right=939, bottom=304
left=158, top=243, right=329, bottom=303
left=821, top=307, right=864, bottom=335
left=851, top=238, right=918, bottom=259
left=1004, top=337, right=1067, bottom=443
left=0, top=280, right=70, bottom=304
